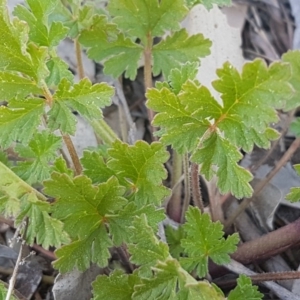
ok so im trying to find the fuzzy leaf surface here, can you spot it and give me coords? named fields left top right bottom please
left=79, top=15, right=143, bottom=80
left=53, top=78, right=113, bottom=120
left=0, top=71, right=42, bottom=101
left=13, top=132, right=62, bottom=184
left=107, top=0, right=188, bottom=43
left=0, top=98, right=44, bottom=149
left=16, top=193, right=69, bottom=249
left=180, top=207, right=239, bottom=277
left=0, top=0, right=36, bottom=78
left=228, top=275, right=263, bottom=300
left=92, top=270, right=140, bottom=300
left=282, top=50, right=300, bottom=110
left=107, top=140, right=170, bottom=206
left=147, top=60, right=292, bottom=197
left=44, top=174, right=127, bottom=272
left=152, top=29, right=211, bottom=77
left=13, top=0, right=68, bottom=47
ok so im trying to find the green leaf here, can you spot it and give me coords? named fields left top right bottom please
left=282, top=50, right=300, bottom=111
left=53, top=224, right=112, bottom=273
left=228, top=275, right=263, bottom=300
left=16, top=193, right=69, bottom=249
left=14, top=0, right=68, bottom=47
left=107, top=0, right=188, bottom=43
left=152, top=29, right=211, bottom=77
left=0, top=71, right=42, bottom=101
left=107, top=140, right=170, bottom=206
left=53, top=78, right=114, bottom=120
left=81, top=150, right=116, bottom=184
left=133, top=259, right=178, bottom=299
left=92, top=270, right=140, bottom=300
left=0, top=1, right=36, bottom=78
left=0, top=98, right=44, bottom=149
left=0, top=161, right=47, bottom=217
left=51, top=156, right=74, bottom=177
left=165, top=225, right=185, bottom=259
left=44, top=174, right=127, bottom=272
left=128, top=215, right=170, bottom=276
left=286, top=164, right=300, bottom=202
left=13, top=132, right=62, bottom=184
left=0, top=281, right=17, bottom=300
left=185, top=0, right=231, bottom=9
left=192, top=132, right=253, bottom=198
left=79, top=15, right=143, bottom=80
left=180, top=206, right=239, bottom=277
left=109, top=202, right=165, bottom=246
left=46, top=57, right=73, bottom=88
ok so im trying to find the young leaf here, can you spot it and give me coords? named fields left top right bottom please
left=109, top=203, right=165, bottom=246
left=13, top=0, right=68, bottom=47
left=16, top=193, right=69, bottom=249
left=165, top=225, right=185, bottom=259
left=228, top=275, right=263, bottom=300
left=46, top=57, right=73, bottom=88
left=51, top=156, right=74, bottom=177
left=53, top=78, right=114, bottom=120
left=0, top=0, right=35, bottom=78
left=13, top=132, right=62, bottom=184
left=0, top=71, right=42, bottom=101
left=0, top=98, right=44, bottom=149
left=79, top=15, right=143, bottom=80
left=128, top=215, right=170, bottom=276
left=107, top=140, right=170, bottom=206
left=180, top=206, right=239, bottom=277
left=152, top=29, right=211, bottom=77
left=192, top=132, right=253, bottom=198
left=92, top=270, right=140, bottom=300
left=185, top=0, right=231, bottom=9
left=107, top=0, right=188, bottom=43
left=286, top=164, right=300, bottom=202
left=44, top=174, right=127, bottom=272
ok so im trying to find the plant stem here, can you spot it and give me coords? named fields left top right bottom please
left=144, top=33, right=155, bottom=135
left=6, top=219, right=28, bottom=300
left=167, top=151, right=183, bottom=222
left=75, top=37, right=85, bottom=80
left=190, top=163, right=204, bottom=213
left=90, top=119, right=119, bottom=145
left=61, top=132, right=82, bottom=175
left=225, top=137, right=300, bottom=229
left=181, top=153, right=191, bottom=223
left=231, top=216, right=300, bottom=264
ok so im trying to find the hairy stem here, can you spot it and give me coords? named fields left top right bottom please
left=181, top=154, right=191, bottom=223
left=231, top=217, right=300, bottom=264
left=61, top=133, right=82, bottom=175
left=190, top=163, right=204, bottom=213
left=167, top=151, right=183, bottom=222
left=144, top=33, right=155, bottom=138
left=225, top=137, right=300, bottom=229
left=75, top=38, right=85, bottom=80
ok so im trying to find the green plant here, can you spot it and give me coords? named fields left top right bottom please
left=0, top=0, right=300, bottom=299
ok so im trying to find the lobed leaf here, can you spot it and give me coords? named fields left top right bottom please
left=0, top=98, right=44, bottom=149
left=92, top=270, right=140, bottom=300
left=180, top=207, right=239, bottom=277
left=16, top=193, right=69, bottom=249
left=13, top=132, right=62, bottom=184
left=286, top=164, right=300, bottom=202
left=107, top=0, right=188, bottom=43
left=228, top=275, right=263, bottom=300
left=152, top=29, right=211, bottom=78
left=107, top=140, right=170, bottom=206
